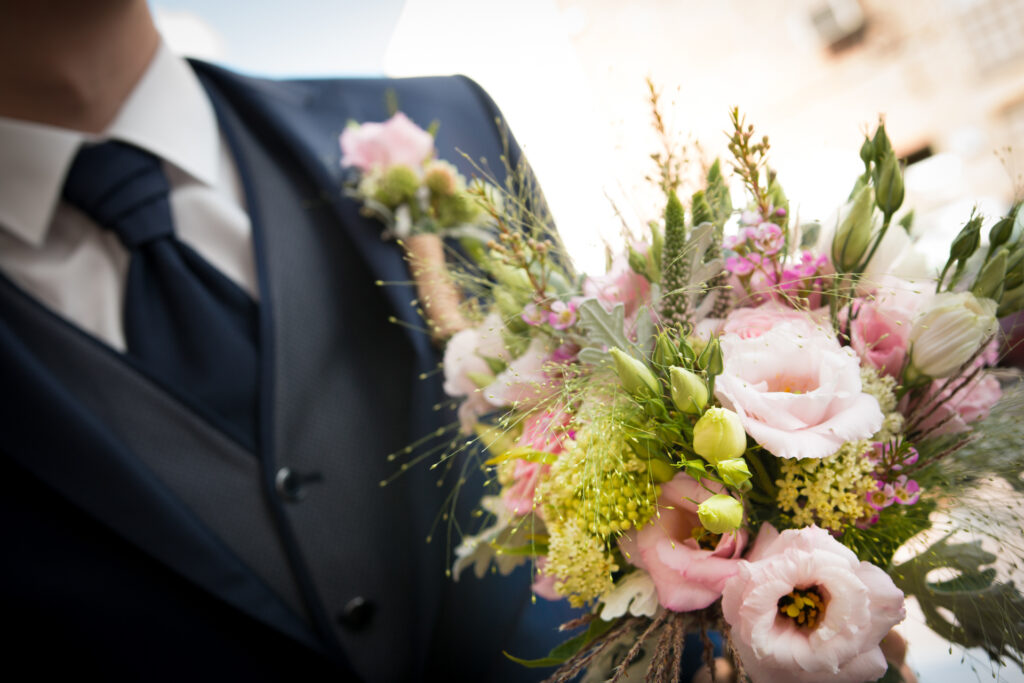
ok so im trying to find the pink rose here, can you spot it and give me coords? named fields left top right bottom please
left=716, top=323, right=883, bottom=459
left=618, top=474, right=748, bottom=611
left=722, top=524, right=905, bottom=683
left=582, top=251, right=651, bottom=320
left=849, top=277, right=930, bottom=378
left=721, top=303, right=827, bottom=340
left=339, top=112, right=435, bottom=173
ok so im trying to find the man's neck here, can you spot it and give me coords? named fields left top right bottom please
left=0, top=0, right=160, bottom=133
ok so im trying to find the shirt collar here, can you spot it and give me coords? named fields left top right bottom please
left=0, top=42, right=220, bottom=247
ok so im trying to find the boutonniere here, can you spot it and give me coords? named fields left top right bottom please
left=339, top=112, right=501, bottom=340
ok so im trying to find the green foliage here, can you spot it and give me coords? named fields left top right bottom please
left=891, top=535, right=1024, bottom=666
left=705, top=159, right=732, bottom=229
left=659, top=222, right=724, bottom=328
left=659, top=190, right=691, bottom=327
left=840, top=500, right=935, bottom=568
left=504, top=617, right=616, bottom=668
left=691, top=190, right=713, bottom=229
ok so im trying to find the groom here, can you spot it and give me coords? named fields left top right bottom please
left=0, top=1, right=570, bottom=680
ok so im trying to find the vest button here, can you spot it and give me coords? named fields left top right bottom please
left=337, top=596, right=375, bottom=632
left=274, top=467, right=322, bottom=502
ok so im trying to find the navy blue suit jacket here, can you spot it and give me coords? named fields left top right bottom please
left=0, top=61, right=576, bottom=681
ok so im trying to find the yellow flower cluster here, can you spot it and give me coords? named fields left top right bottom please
left=775, top=440, right=877, bottom=532
left=860, top=367, right=904, bottom=441
left=544, top=519, right=619, bottom=607
left=535, top=389, right=661, bottom=605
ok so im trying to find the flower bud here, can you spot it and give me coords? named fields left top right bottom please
left=669, top=367, right=708, bottom=414
left=831, top=185, right=876, bottom=272
left=971, top=248, right=1008, bottom=301
left=654, top=334, right=682, bottom=367
left=609, top=347, right=660, bottom=398
left=874, top=151, right=904, bottom=218
left=1005, top=245, right=1024, bottom=290
left=693, top=407, right=747, bottom=465
left=949, top=216, right=982, bottom=265
left=373, top=164, right=420, bottom=207
left=859, top=136, right=875, bottom=166
left=871, top=122, right=893, bottom=162
left=989, top=216, right=1014, bottom=251
left=908, top=292, right=998, bottom=378
left=697, top=494, right=744, bottom=534
left=691, top=190, right=713, bottom=228
left=715, top=457, right=752, bottom=490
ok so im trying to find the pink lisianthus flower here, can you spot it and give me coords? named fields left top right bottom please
left=716, top=323, right=883, bottom=459
left=501, top=409, right=571, bottom=515
left=339, top=112, right=435, bottom=173
left=721, top=524, right=906, bottom=683
left=720, top=303, right=828, bottom=340
left=582, top=251, right=651, bottom=321
left=547, top=300, right=578, bottom=330
left=618, top=474, right=748, bottom=611
left=849, top=277, right=930, bottom=378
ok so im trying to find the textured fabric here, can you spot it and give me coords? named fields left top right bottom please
left=62, top=141, right=259, bottom=450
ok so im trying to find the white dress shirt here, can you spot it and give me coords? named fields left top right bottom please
left=0, top=43, right=257, bottom=351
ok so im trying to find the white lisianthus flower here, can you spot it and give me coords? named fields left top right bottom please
left=908, top=292, right=998, bottom=379
left=599, top=570, right=659, bottom=620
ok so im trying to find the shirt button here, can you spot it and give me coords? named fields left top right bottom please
left=274, top=467, right=322, bottom=502
left=336, top=596, right=376, bottom=632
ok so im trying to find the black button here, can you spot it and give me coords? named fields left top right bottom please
left=274, top=467, right=322, bottom=502
left=337, top=596, right=375, bottom=631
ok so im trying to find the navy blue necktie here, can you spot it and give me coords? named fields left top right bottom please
left=62, top=141, right=258, bottom=450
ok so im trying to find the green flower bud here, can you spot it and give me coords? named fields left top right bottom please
left=972, top=248, right=1008, bottom=301
left=423, top=160, right=461, bottom=196
left=373, top=164, right=419, bottom=207
left=691, top=190, right=714, bottom=228
left=609, top=347, right=660, bottom=398
left=949, top=216, right=982, bottom=265
left=1005, top=245, right=1024, bottom=290
left=696, top=337, right=724, bottom=377
left=989, top=216, right=1014, bottom=251
left=693, top=407, right=747, bottom=465
left=715, top=457, right=752, bottom=490
left=628, top=246, right=651, bottom=282
left=871, top=122, right=893, bottom=163
left=648, top=458, right=678, bottom=484
left=436, top=191, right=480, bottom=227
left=874, top=151, right=904, bottom=219
left=831, top=185, right=876, bottom=273
left=654, top=334, right=682, bottom=367
left=669, top=367, right=708, bottom=414
left=859, top=136, right=875, bottom=167
left=697, top=494, right=744, bottom=534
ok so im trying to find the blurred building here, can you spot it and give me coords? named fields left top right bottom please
left=554, top=0, right=1024, bottom=262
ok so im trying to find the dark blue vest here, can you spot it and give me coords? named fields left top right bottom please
left=0, top=62, right=576, bottom=682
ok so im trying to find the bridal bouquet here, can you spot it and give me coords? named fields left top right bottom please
left=340, top=96, right=1024, bottom=682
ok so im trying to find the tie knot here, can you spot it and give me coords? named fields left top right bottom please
left=62, top=140, right=174, bottom=248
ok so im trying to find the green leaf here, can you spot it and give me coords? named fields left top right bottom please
left=891, top=534, right=1024, bottom=666
left=504, top=617, right=617, bottom=668
left=489, top=541, right=548, bottom=556
left=484, top=447, right=560, bottom=466
left=577, top=299, right=634, bottom=354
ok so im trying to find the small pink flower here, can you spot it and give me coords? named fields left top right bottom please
left=339, top=112, right=435, bottom=173
left=892, top=475, right=920, bottom=505
left=521, top=303, right=545, bottom=326
left=866, top=481, right=895, bottom=511
left=754, top=222, right=784, bottom=256
left=618, top=474, right=748, bottom=611
left=721, top=524, right=905, bottom=683
left=726, top=255, right=756, bottom=276
left=547, top=301, right=578, bottom=330
left=740, top=211, right=762, bottom=227
left=724, top=234, right=745, bottom=250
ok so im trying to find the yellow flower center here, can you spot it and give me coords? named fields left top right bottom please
left=778, top=586, right=827, bottom=630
